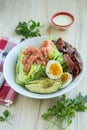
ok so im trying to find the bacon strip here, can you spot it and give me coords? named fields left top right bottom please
left=54, top=38, right=82, bottom=78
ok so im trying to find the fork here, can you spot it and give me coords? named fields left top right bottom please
left=1, top=38, right=24, bottom=60
left=0, top=38, right=21, bottom=89
left=0, top=42, right=14, bottom=89
left=2, top=46, right=11, bottom=58
left=0, top=72, right=5, bottom=89
left=1, top=40, right=16, bottom=60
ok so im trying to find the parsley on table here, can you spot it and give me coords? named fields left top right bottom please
left=15, top=20, right=43, bottom=39
left=42, top=92, right=87, bottom=130
left=0, top=110, right=11, bottom=124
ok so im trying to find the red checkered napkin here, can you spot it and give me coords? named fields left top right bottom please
left=0, top=36, right=20, bottom=106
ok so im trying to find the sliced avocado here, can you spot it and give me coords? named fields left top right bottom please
left=25, top=78, right=62, bottom=94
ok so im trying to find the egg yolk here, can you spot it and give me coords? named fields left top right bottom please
left=61, top=73, right=68, bottom=83
left=49, top=63, right=62, bottom=76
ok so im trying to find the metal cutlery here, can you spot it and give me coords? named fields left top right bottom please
left=0, top=72, right=5, bottom=89
left=0, top=38, right=20, bottom=90
left=0, top=44, right=12, bottom=89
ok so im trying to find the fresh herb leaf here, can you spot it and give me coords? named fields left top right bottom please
left=42, top=93, right=87, bottom=130
left=0, top=116, right=5, bottom=121
left=0, top=110, right=11, bottom=123
left=15, top=20, right=43, bottom=38
left=3, top=110, right=10, bottom=118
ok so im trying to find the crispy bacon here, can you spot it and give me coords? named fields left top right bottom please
left=54, top=38, right=82, bottom=78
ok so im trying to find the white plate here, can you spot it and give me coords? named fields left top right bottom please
left=3, top=36, right=85, bottom=99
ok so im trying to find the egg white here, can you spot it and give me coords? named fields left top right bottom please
left=60, top=72, right=72, bottom=88
left=46, top=60, right=63, bottom=79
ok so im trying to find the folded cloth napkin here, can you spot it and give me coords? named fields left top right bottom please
left=0, top=36, right=20, bottom=106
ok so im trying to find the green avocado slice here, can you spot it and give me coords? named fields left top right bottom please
left=25, top=78, right=62, bottom=94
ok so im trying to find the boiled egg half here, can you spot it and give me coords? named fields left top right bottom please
left=60, top=72, right=72, bottom=88
left=46, top=60, right=63, bottom=79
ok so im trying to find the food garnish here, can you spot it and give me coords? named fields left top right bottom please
left=15, top=19, right=43, bottom=38
left=42, top=92, right=87, bottom=130
left=0, top=110, right=11, bottom=124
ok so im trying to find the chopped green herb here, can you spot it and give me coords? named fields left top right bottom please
left=15, top=19, right=43, bottom=38
left=3, top=110, right=10, bottom=119
left=0, top=116, right=6, bottom=121
left=0, top=110, right=11, bottom=123
left=42, top=92, right=87, bottom=130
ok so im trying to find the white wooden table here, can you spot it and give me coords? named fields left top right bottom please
left=0, top=0, right=87, bottom=130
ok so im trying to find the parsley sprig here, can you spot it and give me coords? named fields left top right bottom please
left=15, top=20, right=43, bottom=38
left=42, top=93, right=87, bottom=130
left=0, top=110, right=11, bottom=124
